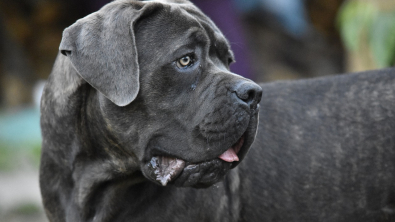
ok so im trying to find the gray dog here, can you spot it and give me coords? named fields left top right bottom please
left=40, top=0, right=395, bottom=221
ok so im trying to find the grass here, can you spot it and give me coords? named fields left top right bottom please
left=9, top=203, right=42, bottom=215
left=0, top=142, right=42, bottom=171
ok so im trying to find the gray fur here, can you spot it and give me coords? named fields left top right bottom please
left=40, top=0, right=395, bottom=221
left=59, top=1, right=148, bottom=106
left=243, top=70, right=395, bottom=221
left=41, top=0, right=260, bottom=221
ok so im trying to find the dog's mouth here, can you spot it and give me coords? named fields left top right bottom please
left=218, top=135, right=244, bottom=162
left=144, top=135, right=245, bottom=187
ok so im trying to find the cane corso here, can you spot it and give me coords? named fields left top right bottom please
left=40, top=0, right=395, bottom=221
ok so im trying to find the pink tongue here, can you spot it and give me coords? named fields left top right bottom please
left=218, top=148, right=239, bottom=162
left=218, top=136, right=244, bottom=162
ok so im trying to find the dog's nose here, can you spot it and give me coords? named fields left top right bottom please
left=233, top=81, right=262, bottom=109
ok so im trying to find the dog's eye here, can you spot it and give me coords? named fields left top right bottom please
left=176, top=55, right=194, bottom=68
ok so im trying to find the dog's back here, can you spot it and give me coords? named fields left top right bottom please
left=240, top=68, right=395, bottom=221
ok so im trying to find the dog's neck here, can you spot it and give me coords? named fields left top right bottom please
left=68, top=89, right=147, bottom=220
left=48, top=55, right=146, bottom=221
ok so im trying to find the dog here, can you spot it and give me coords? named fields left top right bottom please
left=40, top=0, right=395, bottom=221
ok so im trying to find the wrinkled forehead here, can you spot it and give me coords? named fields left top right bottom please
left=178, top=2, right=231, bottom=50
left=138, top=0, right=232, bottom=55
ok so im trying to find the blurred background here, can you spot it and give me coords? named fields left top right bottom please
left=0, top=0, right=394, bottom=221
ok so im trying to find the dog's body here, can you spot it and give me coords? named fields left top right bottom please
left=40, top=0, right=395, bottom=221
left=244, top=70, right=395, bottom=221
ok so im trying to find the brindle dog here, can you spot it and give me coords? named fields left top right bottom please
left=40, top=0, right=395, bottom=221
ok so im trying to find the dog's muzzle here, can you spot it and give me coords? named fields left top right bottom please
left=142, top=79, right=262, bottom=187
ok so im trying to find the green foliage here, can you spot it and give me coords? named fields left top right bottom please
left=337, top=1, right=378, bottom=51
left=29, top=142, right=42, bottom=167
left=9, top=203, right=41, bottom=215
left=370, top=13, right=395, bottom=67
left=337, top=0, right=395, bottom=68
left=0, top=144, right=16, bottom=171
left=0, top=142, right=41, bottom=171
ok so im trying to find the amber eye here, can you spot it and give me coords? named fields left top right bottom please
left=177, top=55, right=193, bottom=68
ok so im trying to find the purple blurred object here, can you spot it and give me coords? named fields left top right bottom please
left=193, top=0, right=254, bottom=80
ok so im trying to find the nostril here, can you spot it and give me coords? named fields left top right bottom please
left=240, top=89, right=255, bottom=104
left=234, top=81, right=262, bottom=108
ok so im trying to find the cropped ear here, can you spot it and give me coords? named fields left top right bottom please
left=59, top=1, right=157, bottom=106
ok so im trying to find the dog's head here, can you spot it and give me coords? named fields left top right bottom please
left=59, top=0, right=262, bottom=188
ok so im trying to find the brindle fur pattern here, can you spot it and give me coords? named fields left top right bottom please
left=40, top=0, right=395, bottom=221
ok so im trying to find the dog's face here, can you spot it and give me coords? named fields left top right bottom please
left=60, top=0, right=261, bottom=188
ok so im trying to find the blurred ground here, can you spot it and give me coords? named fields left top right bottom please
left=0, top=164, right=46, bottom=222
left=0, top=108, right=45, bottom=221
